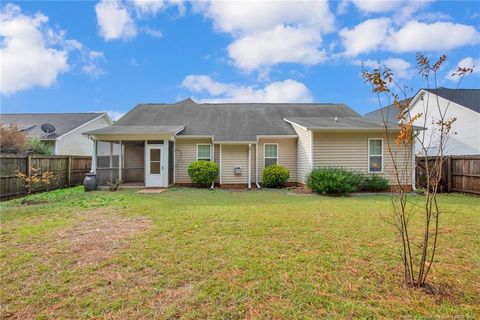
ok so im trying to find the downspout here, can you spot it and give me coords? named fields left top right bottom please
left=255, top=142, right=261, bottom=188
left=248, top=144, right=252, bottom=189
left=412, top=131, right=420, bottom=191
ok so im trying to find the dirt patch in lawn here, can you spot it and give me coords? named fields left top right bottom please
left=57, top=209, right=151, bottom=267
left=150, top=284, right=193, bottom=316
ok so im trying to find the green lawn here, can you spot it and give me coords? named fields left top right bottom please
left=1, top=187, right=479, bottom=319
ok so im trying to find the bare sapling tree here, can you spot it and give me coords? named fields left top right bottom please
left=362, top=53, right=473, bottom=288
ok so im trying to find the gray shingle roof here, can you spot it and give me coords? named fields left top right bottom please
left=89, top=99, right=362, bottom=141
left=364, top=98, right=412, bottom=125
left=0, top=113, right=107, bottom=140
left=285, top=116, right=390, bottom=130
left=84, top=125, right=185, bottom=135
left=424, top=88, right=480, bottom=113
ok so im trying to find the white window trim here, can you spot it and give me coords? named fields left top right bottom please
left=263, top=143, right=279, bottom=168
left=368, top=138, right=383, bottom=173
left=196, top=143, right=212, bottom=161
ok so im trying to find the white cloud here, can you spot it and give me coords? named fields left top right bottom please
left=356, top=57, right=413, bottom=79
left=141, top=26, right=162, bottom=38
left=193, top=1, right=335, bottom=72
left=133, top=0, right=165, bottom=16
left=351, top=0, right=403, bottom=13
left=228, top=25, right=326, bottom=71
left=388, top=21, right=480, bottom=52
left=447, top=57, right=480, bottom=81
left=194, top=1, right=334, bottom=35
left=1, top=4, right=101, bottom=95
left=0, top=4, right=69, bottom=95
left=95, top=0, right=137, bottom=41
left=182, top=75, right=313, bottom=103
left=91, top=110, right=126, bottom=121
left=340, top=18, right=392, bottom=57
left=351, top=0, right=432, bottom=19
left=341, top=19, right=480, bottom=56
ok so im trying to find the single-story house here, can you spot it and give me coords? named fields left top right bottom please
left=365, top=88, right=480, bottom=156
left=1, top=113, right=112, bottom=156
left=83, top=98, right=416, bottom=189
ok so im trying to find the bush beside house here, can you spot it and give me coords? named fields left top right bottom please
left=263, top=165, right=289, bottom=188
left=306, top=167, right=389, bottom=194
left=188, top=161, right=219, bottom=187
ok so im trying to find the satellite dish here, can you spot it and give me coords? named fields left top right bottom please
left=41, top=123, right=56, bottom=136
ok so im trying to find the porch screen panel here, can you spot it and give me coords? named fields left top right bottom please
left=123, top=141, right=145, bottom=183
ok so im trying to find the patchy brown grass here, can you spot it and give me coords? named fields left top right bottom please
left=57, top=210, right=151, bottom=267
left=1, top=188, right=479, bottom=319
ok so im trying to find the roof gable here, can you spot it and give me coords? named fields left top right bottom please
left=423, top=88, right=480, bottom=113
left=0, top=113, right=108, bottom=140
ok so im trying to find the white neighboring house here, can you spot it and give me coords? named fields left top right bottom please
left=0, top=113, right=112, bottom=156
left=365, top=88, right=480, bottom=156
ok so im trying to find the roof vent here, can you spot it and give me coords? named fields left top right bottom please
left=41, top=123, right=56, bottom=137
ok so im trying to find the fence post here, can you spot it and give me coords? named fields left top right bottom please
left=67, top=156, right=72, bottom=186
left=446, top=156, right=452, bottom=193
left=26, top=155, right=31, bottom=194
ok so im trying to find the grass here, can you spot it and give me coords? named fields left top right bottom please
left=1, top=186, right=479, bottom=319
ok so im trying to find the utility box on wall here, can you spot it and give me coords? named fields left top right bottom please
left=234, top=166, right=242, bottom=175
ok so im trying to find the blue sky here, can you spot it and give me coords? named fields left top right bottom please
left=1, top=0, right=479, bottom=119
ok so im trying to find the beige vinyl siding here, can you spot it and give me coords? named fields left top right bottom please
left=221, top=144, right=249, bottom=184
left=56, top=115, right=111, bottom=156
left=257, top=138, right=297, bottom=183
left=292, top=124, right=312, bottom=183
left=313, top=132, right=412, bottom=185
left=175, top=138, right=212, bottom=183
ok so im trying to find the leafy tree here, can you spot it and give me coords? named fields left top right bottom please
left=362, top=53, right=473, bottom=287
left=26, top=138, right=53, bottom=155
left=0, top=124, right=27, bottom=154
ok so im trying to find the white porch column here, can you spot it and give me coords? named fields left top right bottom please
left=144, top=140, right=147, bottom=184
left=219, top=144, right=222, bottom=185
left=163, top=139, right=169, bottom=187
left=118, top=140, right=122, bottom=181
left=411, top=137, right=416, bottom=190
left=91, top=139, right=97, bottom=173
left=248, top=144, right=252, bottom=189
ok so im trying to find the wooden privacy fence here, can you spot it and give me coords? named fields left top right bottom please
left=0, top=154, right=91, bottom=199
left=416, top=155, right=480, bottom=195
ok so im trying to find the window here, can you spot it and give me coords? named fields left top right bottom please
left=368, top=139, right=383, bottom=172
left=197, top=144, right=212, bottom=161
left=264, top=144, right=278, bottom=167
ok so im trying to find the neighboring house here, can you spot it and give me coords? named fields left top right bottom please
left=84, top=98, right=416, bottom=189
left=1, top=113, right=112, bottom=156
left=365, top=88, right=480, bottom=156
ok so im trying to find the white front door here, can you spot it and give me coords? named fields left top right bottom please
left=146, top=144, right=164, bottom=187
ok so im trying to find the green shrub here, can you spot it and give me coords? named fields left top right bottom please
left=360, top=175, right=389, bottom=192
left=27, top=138, right=53, bottom=155
left=188, top=161, right=219, bottom=186
left=263, top=164, right=289, bottom=188
left=306, top=167, right=363, bottom=194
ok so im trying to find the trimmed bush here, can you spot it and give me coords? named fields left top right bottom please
left=360, top=175, right=389, bottom=192
left=188, top=161, right=219, bottom=186
left=306, top=167, right=363, bottom=194
left=263, top=164, right=289, bottom=188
